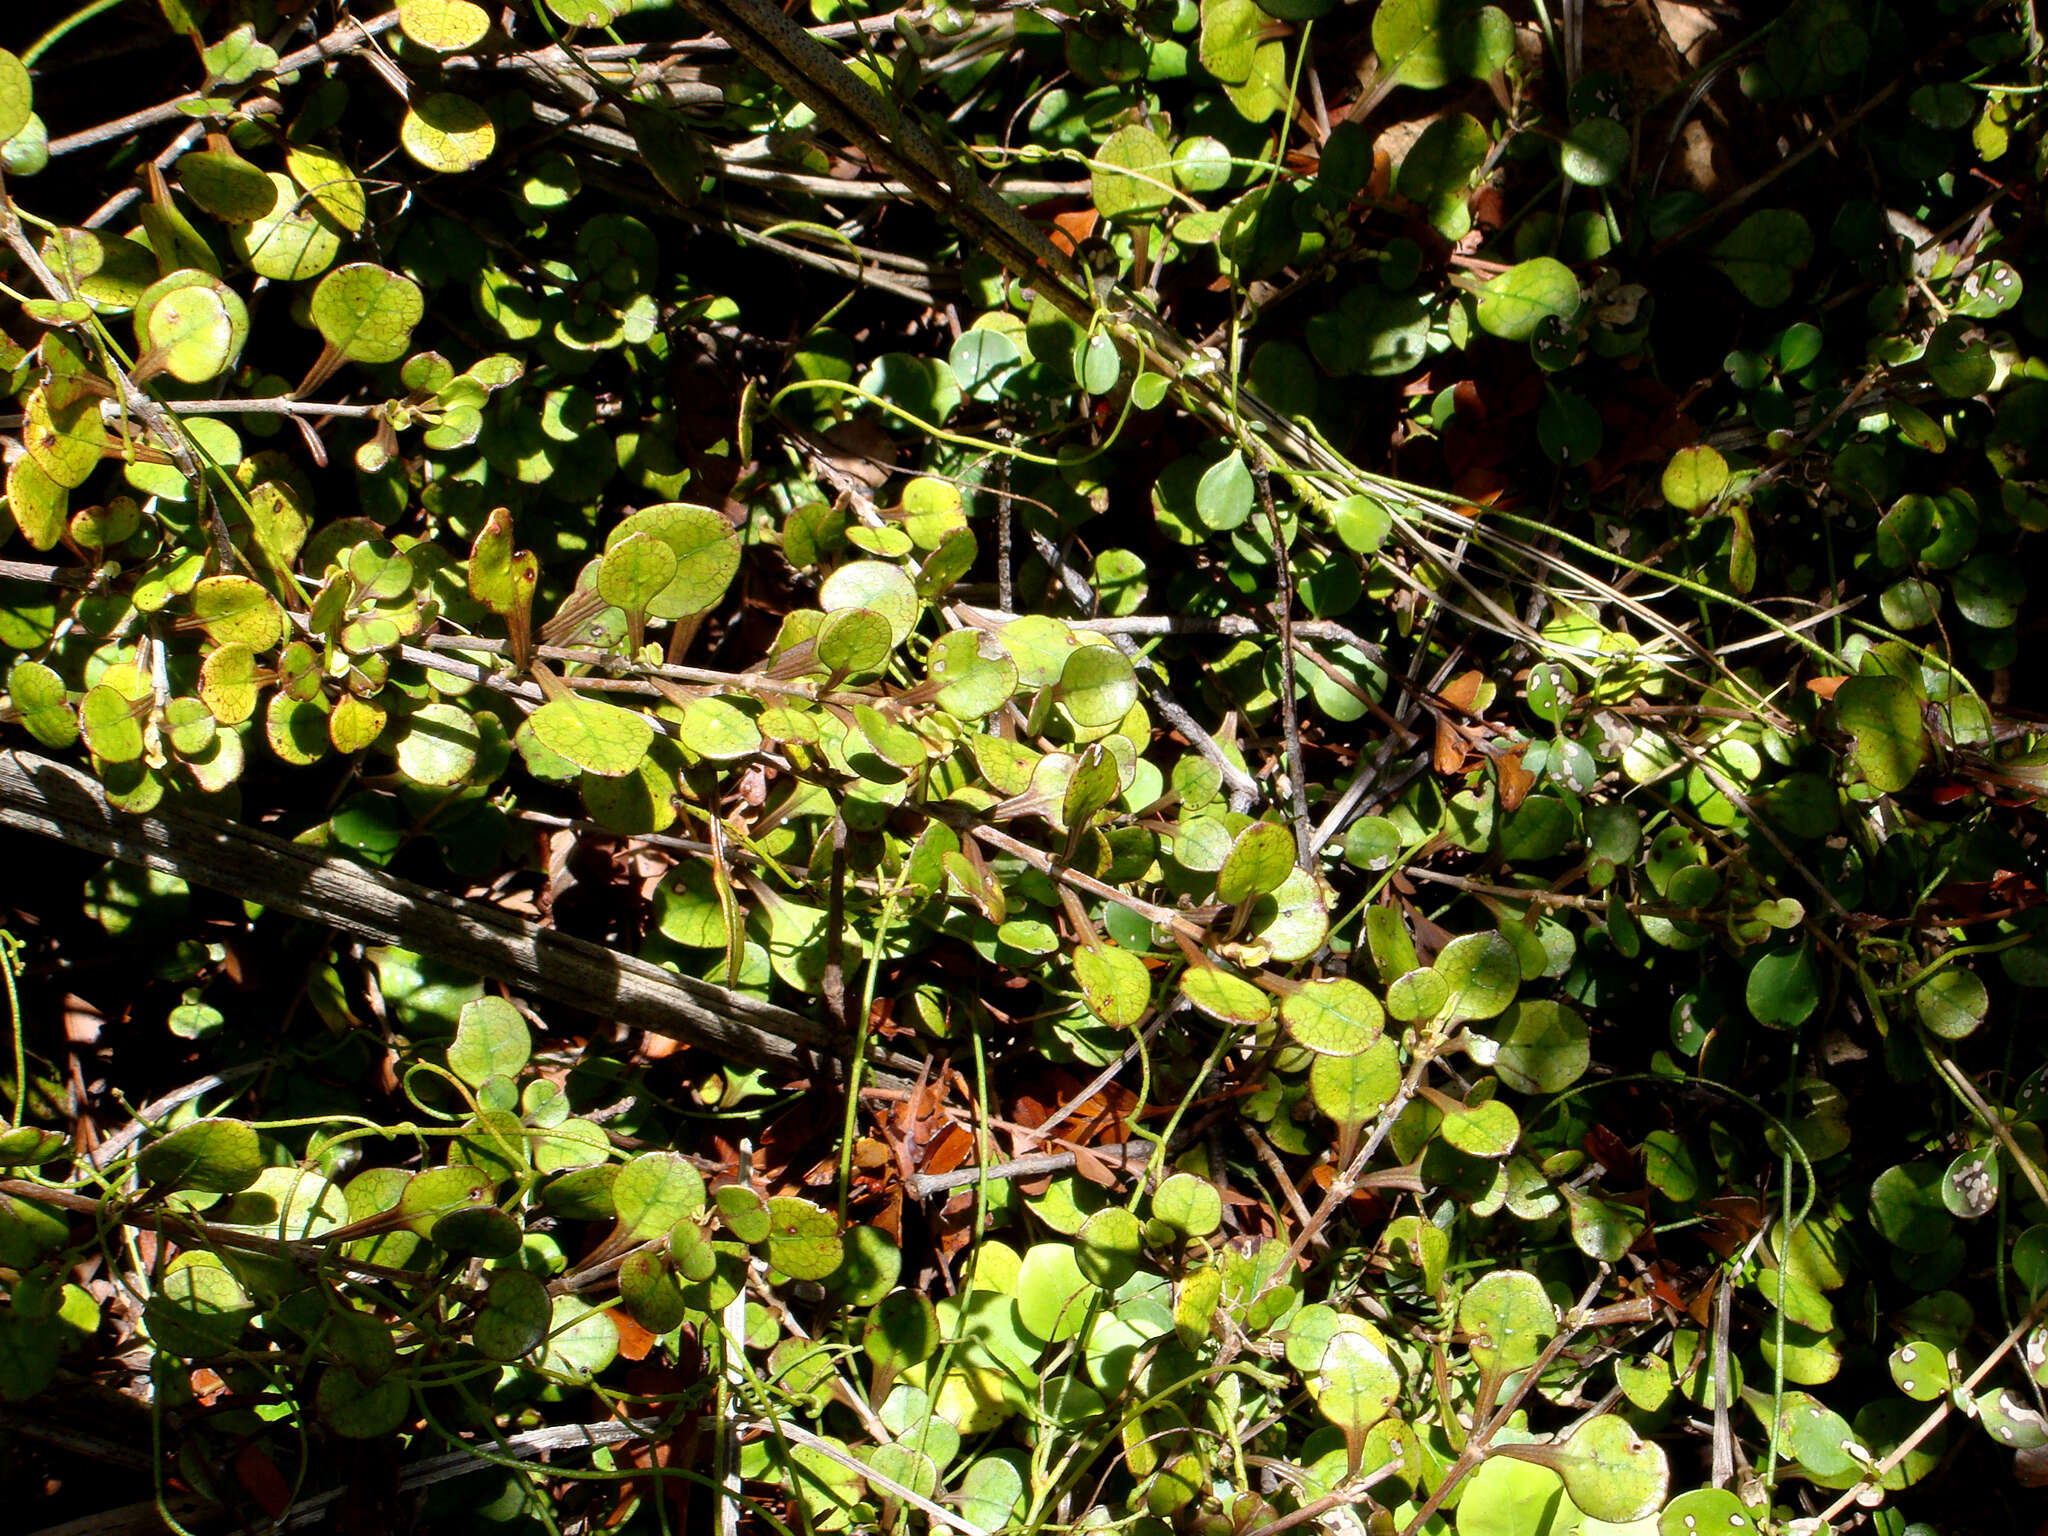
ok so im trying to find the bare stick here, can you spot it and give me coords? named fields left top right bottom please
left=1256, top=462, right=1313, bottom=864
left=903, top=1138, right=1155, bottom=1199
left=0, top=749, right=907, bottom=1084
left=47, top=13, right=404, bottom=156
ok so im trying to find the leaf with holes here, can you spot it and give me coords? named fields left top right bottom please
left=1459, top=1269, right=1555, bottom=1376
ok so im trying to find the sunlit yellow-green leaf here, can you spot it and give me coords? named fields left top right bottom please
left=311, top=263, right=426, bottom=364
left=529, top=697, right=655, bottom=777
left=399, top=0, right=492, bottom=50
left=401, top=93, right=497, bottom=173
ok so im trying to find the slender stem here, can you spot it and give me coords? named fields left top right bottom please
left=46, top=13, right=404, bottom=157
left=22, top=0, right=128, bottom=66
left=1256, top=462, right=1313, bottom=864
left=1814, top=1295, right=2048, bottom=1525
left=0, top=932, right=24, bottom=1129
left=902, top=1139, right=1155, bottom=1199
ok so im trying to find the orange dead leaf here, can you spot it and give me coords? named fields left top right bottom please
left=1434, top=670, right=1487, bottom=775
left=1495, top=746, right=1535, bottom=812
left=1070, top=1143, right=1117, bottom=1187
left=1049, top=207, right=1098, bottom=256
left=1807, top=675, right=1847, bottom=700
left=1366, top=149, right=1393, bottom=201
left=610, top=1307, right=659, bottom=1363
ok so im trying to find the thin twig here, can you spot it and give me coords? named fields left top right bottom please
left=1651, top=80, right=1905, bottom=252
left=1255, top=462, right=1313, bottom=864
left=903, top=1139, right=1154, bottom=1198
left=46, top=13, right=404, bottom=156
left=1814, top=1296, right=2048, bottom=1525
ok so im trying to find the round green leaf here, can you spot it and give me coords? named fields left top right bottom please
left=1660, top=1490, right=1757, bottom=1536
left=431, top=1203, right=523, bottom=1258
left=0, top=50, right=30, bottom=143
left=231, top=171, right=343, bottom=280
left=137, top=1118, right=262, bottom=1194
left=1974, top=1387, right=2047, bottom=1450
left=1889, top=1339, right=1951, bottom=1402
left=447, top=996, right=530, bottom=1087
left=1073, top=943, right=1152, bottom=1026
left=1151, top=1172, right=1223, bottom=1237
left=1314, top=1331, right=1399, bottom=1435
left=1217, top=820, right=1295, bottom=906
left=766, top=1195, right=843, bottom=1280
left=1016, top=1242, right=1095, bottom=1342
left=1385, top=965, right=1450, bottom=1023
left=178, top=146, right=277, bottom=223
left=597, top=530, right=678, bottom=615
left=397, top=1165, right=495, bottom=1237
left=1459, top=1268, right=1556, bottom=1376
left=529, top=697, right=654, bottom=777
left=1174, top=135, right=1233, bottom=192
left=1435, top=931, right=1519, bottom=1022
left=1281, top=978, right=1384, bottom=1056
left=0, top=1127, right=67, bottom=1166
left=619, top=1249, right=689, bottom=1333
left=399, top=0, right=492, bottom=50
left=1374, top=0, right=1513, bottom=90
left=1309, top=1037, right=1401, bottom=1127
left=717, top=1184, right=772, bottom=1243
left=1941, top=1146, right=1999, bottom=1219
left=1833, top=674, right=1929, bottom=793
left=401, top=92, right=496, bottom=173
left=147, top=1260, right=254, bottom=1357
left=1486, top=1000, right=1590, bottom=1094
left=1075, top=1206, right=1144, bottom=1287
left=1711, top=210, right=1813, bottom=307
left=1661, top=445, right=1729, bottom=511
left=607, top=504, right=741, bottom=620
left=1951, top=554, right=2025, bottom=629
left=819, top=608, right=894, bottom=677
left=1195, top=449, right=1256, bottom=531
left=1092, top=125, right=1175, bottom=219
left=1059, top=644, right=1138, bottom=728
left=1566, top=1186, right=1646, bottom=1262
left=1397, top=113, right=1487, bottom=209
left=145, top=286, right=238, bottom=383
left=1560, top=116, right=1630, bottom=187
left=865, top=1290, right=941, bottom=1369
left=679, top=697, right=762, bottom=762
left=1476, top=258, right=1580, bottom=342
left=1554, top=1414, right=1670, bottom=1523
left=8, top=660, right=75, bottom=749
left=541, top=1295, right=619, bottom=1380
left=311, top=263, right=425, bottom=365
left=1745, top=941, right=1819, bottom=1029
left=1438, top=1097, right=1520, bottom=1159
left=285, top=144, right=368, bottom=234
left=1331, top=494, right=1392, bottom=554
left=614, top=1151, right=708, bottom=1240
left=820, top=560, right=920, bottom=649
left=1869, top=1162, right=1953, bottom=1253
left=1915, top=966, right=1988, bottom=1040
left=395, top=701, right=481, bottom=787
left=1179, top=966, right=1272, bottom=1025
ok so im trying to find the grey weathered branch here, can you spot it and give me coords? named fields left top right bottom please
left=0, top=750, right=907, bottom=1086
left=46, top=13, right=405, bottom=156
left=902, top=1138, right=1154, bottom=1199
